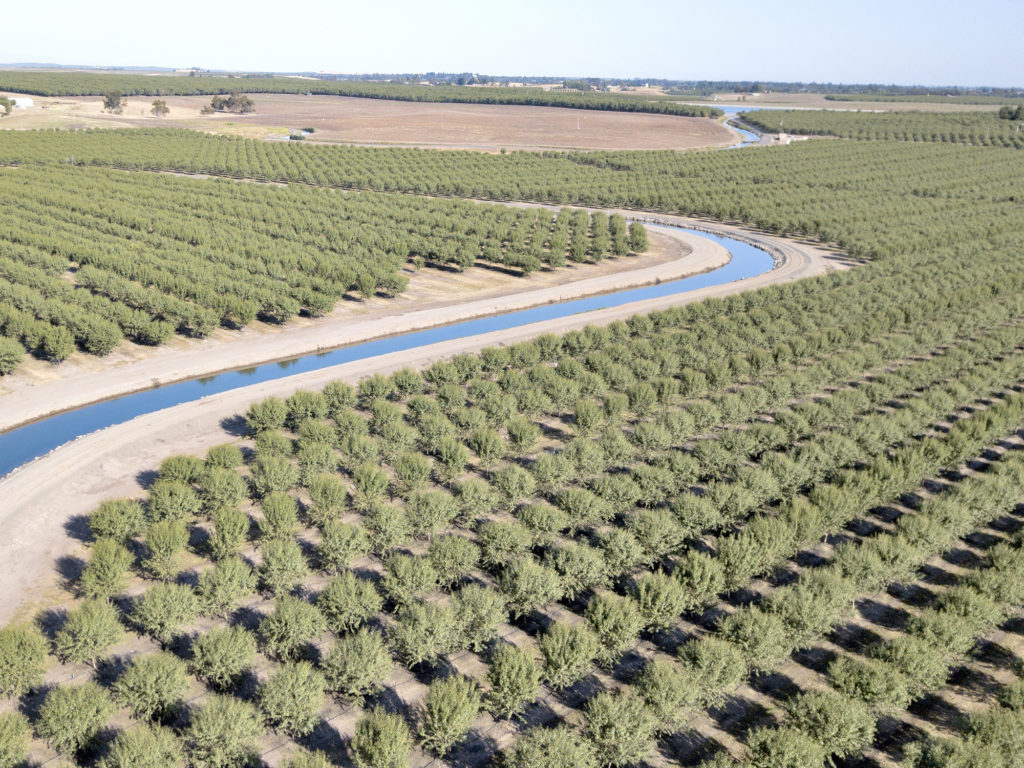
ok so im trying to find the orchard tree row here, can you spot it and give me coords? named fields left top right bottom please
left=0, top=164, right=644, bottom=374
left=2, top=239, right=1023, bottom=765
left=1, top=127, right=1020, bottom=261
left=739, top=107, right=1024, bottom=148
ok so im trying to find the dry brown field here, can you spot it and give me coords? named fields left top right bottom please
left=0, top=92, right=737, bottom=151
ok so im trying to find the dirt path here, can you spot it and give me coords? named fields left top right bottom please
left=0, top=218, right=846, bottom=622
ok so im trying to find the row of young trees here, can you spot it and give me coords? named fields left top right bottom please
left=3, top=254, right=1023, bottom=765
left=1, top=126, right=1020, bottom=263
left=0, top=72, right=723, bottom=117
left=0, top=164, right=645, bottom=374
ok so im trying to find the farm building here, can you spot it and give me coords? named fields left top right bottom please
left=11, top=97, right=34, bottom=109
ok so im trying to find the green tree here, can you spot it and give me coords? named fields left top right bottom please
left=539, top=621, right=598, bottom=689
left=208, top=506, right=250, bottom=560
left=585, top=593, right=644, bottom=667
left=259, top=491, right=300, bottom=540
left=113, top=651, right=189, bottom=720
left=79, top=536, right=133, bottom=599
left=746, top=726, right=827, bottom=768
left=318, top=571, right=383, bottom=633
left=428, top=535, right=480, bottom=587
left=100, top=724, right=184, bottom=768
left=635, top=658, right=697, bottom=734
left=498, top=557, right=564, bottom=617
left=453, top=583, right=507, bottom=651
left=419, top=675, right=482, bottom=756
left=36, top=680, right=114, bottom=755
left=0, top=712, right=30, bottom=768
left=54, top=599, right=124, bottom=667
left=323, top=628, right=393, bottom=704
left=103, top=91, right=125, bottom=114
left=146, top=479, right=201, bottom=522
left=191, top=625, right=256, bottom=690
left=382, top=553, right=438, bottom=606
left=487, top=643, right=541, bottom=719
left=0, top=623, right=48, bottom=697
left=246, top=396, right=288, bottom=434
left=196, top=556, right=257, bottom=618
left=318, top=518, right=369, bottom=573
left=187, top=694, right=265, bottom=768
left=677, top=636, right=748, bottom=709
left=89, top=498, right=146, bottom=542
left=259, top=661, right=326, bottom=737
left=132, top=583, right=198, bottom=643
left=630, top=570, right=688, bottom=631
left=389, top=601, right=458, bottom=667
left=784, top=689, right=875, bottom=762
left=143, top=519, right=189, bottom=580
left=260, top=538, right=309, bottom=596
left=351, top=707, right=414, bottom=768
left=259, top=595, right=326, bottom=660
left=628, top=222, right=648, bottom=252
left=504, top=725, right=598, bottom=768
left=583, top=691, right=658, bottom=768
left=250, top=455, right=300, bottom=497
left=478, top=520, right=532, bottom=569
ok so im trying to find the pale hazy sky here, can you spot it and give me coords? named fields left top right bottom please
left=4, top=0, right=1022, bottom=87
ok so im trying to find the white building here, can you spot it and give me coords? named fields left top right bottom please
left=12, top=98, right=33, bottom=109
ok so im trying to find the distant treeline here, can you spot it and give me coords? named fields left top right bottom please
left=825, top=93, right=1022, bottom=105
left=0, top=73, right=722, bottom=117
left=739, top=109, right=1024, bottom=148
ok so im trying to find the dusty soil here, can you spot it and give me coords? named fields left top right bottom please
left=0, top=92, right=737, bottom=151
left=0, top=216, right=846, bottom=623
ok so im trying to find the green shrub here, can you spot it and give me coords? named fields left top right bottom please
left=539, top=621, right=598, bottom=689
left=318, top=571, right=383, bottom=633
left=259, top=661, right=326, bottom=736
left=389, top=602, right=458, bottom=667
left=259, top=595, right=326, bottom=660
left=583, top=691, right=658, bottom=768
left=88, top=498, right=146, bottom=542
left=487, top=643, right=541, bottom=719
left=317, top=518, right=369, bottom=573
left=78, top=536, right=133, bottom=599
left=351, top=707, right=414, bottom=768
left=428, top=535, right=480, bottom=587
left=191, top=625, right=256, bottom=689
left=585, top=593, right=644, bottom=667
left=419, top=675, right=482, bottom=755
left=132, top=582, right=198, bottom=642
left=54, top=599, right=124, bottom=667
left=0, top=623, right=48, bottom=697
left=382, top=553, right=438, bottom=606
left=36, top=680, right=114, bottom=754
left=143, top=519, right=189, bottom=580
left=322, top=628, right=393, bottom=704
left=113, top=651, right=188, bottom=720
left=187, top=694, right=265, bottom=768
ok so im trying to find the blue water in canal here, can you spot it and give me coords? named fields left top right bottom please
left=0, top=226, right=774, bottom=479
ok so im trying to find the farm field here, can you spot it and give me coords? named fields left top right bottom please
left=0, top=92, right=738, bottom=151
left=1, top=72, right=1024, bottom=768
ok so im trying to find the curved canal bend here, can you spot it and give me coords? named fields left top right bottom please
left=0, top=225, right=773, bottom=479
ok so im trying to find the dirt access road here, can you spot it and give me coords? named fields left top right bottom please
left=0, top=215, right=847, bottom=622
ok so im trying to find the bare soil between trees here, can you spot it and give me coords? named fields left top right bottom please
left=0, top=215, right=846, bottom=624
